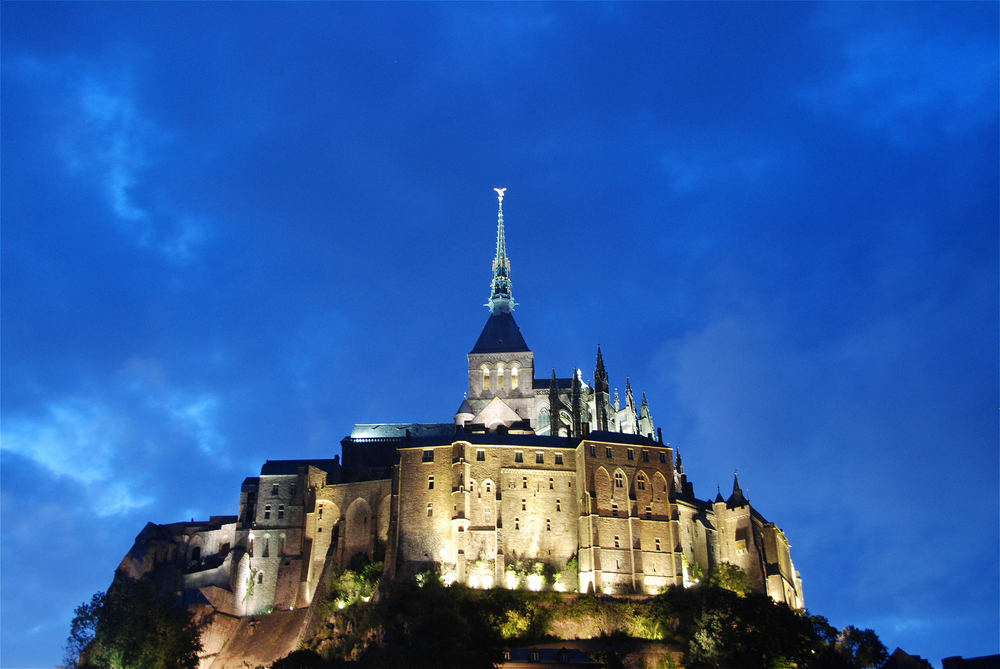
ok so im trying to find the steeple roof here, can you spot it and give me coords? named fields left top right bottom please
left=470, top=311, right=530, bottom=353
left=727, top=471, right=749, bottom=508
left=487, top=187, right=514, bottom=314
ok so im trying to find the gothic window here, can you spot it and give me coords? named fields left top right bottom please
left=615, top=472, right=624, bottom=488
left=606, top=447, right=613, bottom=459
left=264, top=504, right=271, bottom=520
left=515, top=451, right=524, bottom=463
left=272, top=484, right=279, bottom=495
left=637, top=474, right=647, bottom=491
left=497, top=363, right=505, bottom=389
left=428, top=476, right=434, bottom=490
left=278, top=505, right=285, bottom=520
left=511, top=365, right=519, bottom=390
left=422, top=450, right=434, bottom=462
left=642, top=450, right=649, bottom=462
left=482, top=365, right=491, bottom=391
left=614, top=536, right=620, bottom=548
left=477, top=449, right=485, bottom=461
left=536, top=452, right=544, bottom=464
left=627, top=449, right=634, bottom=461
left=555, top=453, right=564, bottom=465
left=548, top=478, right=554, bottom=490
left=427, top=503, right=433, bottom=517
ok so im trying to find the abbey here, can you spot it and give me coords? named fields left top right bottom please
left=119, top=190, right=804, bottom=624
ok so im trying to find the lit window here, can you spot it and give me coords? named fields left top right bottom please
left=536, top=452, right=544, bottom=464
left=637, top=475, right=646, bottom=490
left=614, top=536, right=620, bottom=548
left=497, top=363, right=505, bottom=389
left=627, top=449, right=634, bottom=461
left=272, top=484, right=279, bottom=495
left=477, top=449, right=485, bottom=461
left=427, top=503, right=433, bottom=517
left=659, top=452, right=666, bottom=464
left=615, top=472, right=624, bottom=488
left=642, top=451, right=649, bottom=462
left=606, top=447, right=613, bottom=458
left=515, top=451, right=523, bottom=463
left=482, top=366, right=491, bottom=391
left=264, top=505, right=271, bottom=520
left=556, top=500, right=561, bottom=512
left=555, top=453, right=564, bottom=465
left=278, top=505, right=285, bottom=520
left=511, top=365, right=519, bottom=390
left=428, top=476, right=434, bottom=490
left=423, top=450, right=434, bottom=462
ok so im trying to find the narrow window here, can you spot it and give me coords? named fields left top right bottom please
left=485, top=482, right=492, bottom=494
left=272, top=484, right=279, bottom=495
left=655, top=538, right=661, bottom=551
left=536, top=452, right=544, bottom=464
left=546, top=519, right=551, bottom=531
left=497, top=363, right=505, bottom=389
left=612, top=503, right=619, bottom=517
left=428, top=476, right=434, bottom=490
left=645, top=506, right=652, bottom=519
left=555, top=453, right=564, bottom=465
left=515, top=451, right=524, bottom=463
left=258, top=572, right=264, bottom=584
left=606, top=447, right=613, bottom=458
left=642, top=450, right=649, bottom=462
left=278, top=504, right=285, bottom=520
left=264, top=504, right=271, bottom=520
left=423, top=449, right=434, bottom=462
left=614, top=536, right=620, bottom=548
left=511, top=366, right=519, bottom=390
left=290, top=483, right=296, bottom=496
left=427, top=503, right=433, bottom=517
left=521, top=498, right=526, bottom=511
left=627, top=448, right=634, bottom=461
left=637, top=475, right=646, bottom=490
left=318, top=507, right=323, bottom=519
left=615, top=472, right=624, bottom=488
left=477, top=449, right=485, bottom=461
left=589, top=446, right=596, bottom=457
left=515, top=518, right=520, bottom=530
left=263, top=538, right=270, bottom=558
left=659, top=452, right=666, bottom=464
left=249, top=539, right=254, bottom=557
left=522, top=476, right=527, bottom=489
left=483, top=366, right=491, bottom=390
left=556, top=500, right=561, bottom=512
left=549, top=478, right=554, bottom=490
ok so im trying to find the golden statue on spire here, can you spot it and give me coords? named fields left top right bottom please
left=494, top=187, right=506, bottom=204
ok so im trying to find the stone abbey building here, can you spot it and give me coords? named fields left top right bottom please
left=120, top=190, right=804, bottom=622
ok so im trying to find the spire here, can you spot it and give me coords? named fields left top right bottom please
left=594, top=345, right=608, bottom=390
left=488, top=187, right=514, bottom=314
left=675, top=449, right=684, bottom=473
left=727, top=470, right=748, bottom=508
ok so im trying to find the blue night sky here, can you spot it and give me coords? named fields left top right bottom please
left=2, top=3, right=997, bottom=667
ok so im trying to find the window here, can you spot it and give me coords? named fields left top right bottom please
left=263, top=538, right=269, bottom=558
left=637, top=474, right=646, bottom=490
left=497, top=363, right=505, bottom=389
left=511, top=366, right=519, bottom=390
left=427, top=503, right=433, bottom=517
left=555, top=453, right=564, bottom=465
left=549, top=478, right=554, bottom=490
left=318, top=507, right=323, bottom=519
left=546, top=518, right=551, bottom=531
left=422, top=450, right=434, bottom=462
left=482, top=366, right=491, bottom=390
left=614, top=536, right=620, bottom=548
left=318, top=527, right=323, bottom=533
left=522, top=476, right=527, bottom=489
left=655, top=538, right=661, bottom=551
left=659, top=452, right=667, bottom=464
left=615, top=472, right=624, bottom=488
left=290, top=483, right=296, bottom=496
left=264, top=504, right=271, bottom=520
left=642, top=450, right=649, bottom=462
left=589, top=446, right=596, bottom=457
left=458, top=526, right=465, bottom=532
left=627, top=448, right=634, bottom=461
left=272, top=484, right=279, bottom=495
left=645, top=506, right=652, bottom=519
left=521, top=498, right=526, bottom=511
left=257, top=572, right=264, bottom=584
left=249, top=539, right=254, bottom=557
left=477, top=449, right=485, bottom=461
left=606, top=447, right=613, bottom=458
left=536, top=452, right=544, bottom=464
left=485, top=482, right=492, bottom=494
left=278, top=505, right=285, bottom=520
left=515, top=518, right=520, bottom=530
left=612, top=503, right=619, bottom=517
left=515, top=451, right=524, bottom=463
left=556, top=499, right=561, bottom=512
left=428, top=476, right=434, bottom=490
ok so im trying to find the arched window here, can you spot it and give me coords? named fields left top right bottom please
left=511, top=364, right=519, bottom=390
left=497, top=363, right=505, bottom=389
left=615, top=472, right=624, bottom=488
left=485, top=481, right=492, bottom=494
left=637, top=473, right=647, bottom=490
left=482, top=365, right=491, bottom=391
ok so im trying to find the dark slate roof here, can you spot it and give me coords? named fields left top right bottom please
left=532, top=377, right=574, bottom=390
left=470, top=311, right=530, bottom=354
left=260, top=459, right=340, bottom=476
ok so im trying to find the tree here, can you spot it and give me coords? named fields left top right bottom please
left=708, top=562, right=754, bottom=596
left=838, top=625, right=888, bottom=669
left=65, top=576, right=202, bottom=669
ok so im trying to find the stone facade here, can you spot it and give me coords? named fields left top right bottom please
left=117, top=191, right=804, bottom=631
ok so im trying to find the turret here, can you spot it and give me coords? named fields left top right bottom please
left=638, top=391, right=654, bottom=438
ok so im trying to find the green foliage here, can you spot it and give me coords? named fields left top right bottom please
left=838, top=625, right=888, bottom=669
left=326, top=558, right=384, bottom=610
left=64, top=592, right=104, bottom=669
left=708, top=562, right=754, bottom=596
left=67, top=576, right=202, bottom=669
